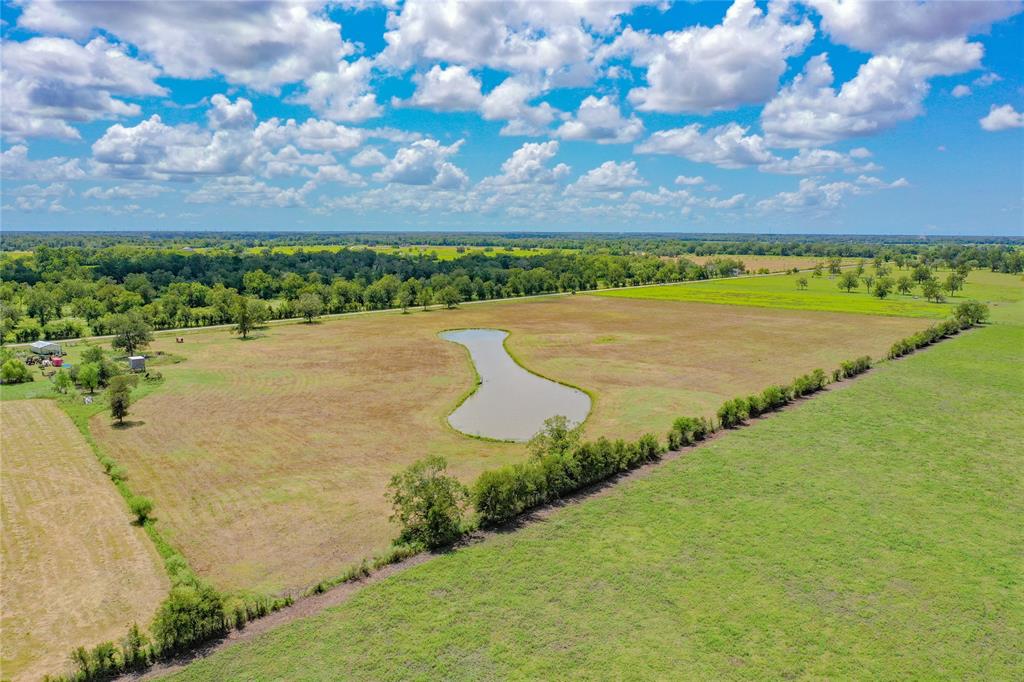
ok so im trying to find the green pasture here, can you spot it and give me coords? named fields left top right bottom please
left=594, top=269, right=1023, bottom=321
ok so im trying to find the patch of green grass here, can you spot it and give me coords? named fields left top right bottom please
left=168, top=319, right=1024, bottom=680
left=594, top=269, right=1023, bottom=320
left=0, top=377, right=56, bottom=400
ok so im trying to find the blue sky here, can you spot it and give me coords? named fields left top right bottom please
left=1, top=0, right=1022, bottom=235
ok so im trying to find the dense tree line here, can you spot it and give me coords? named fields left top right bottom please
left=0, top=246, right=725, bottom=343
left=2, top=233, right=1018, bottom=344
left=4, top=230, right=1022, bottom=255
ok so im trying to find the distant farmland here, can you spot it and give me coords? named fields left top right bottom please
left=90, top=293, right=923, bottom=596
left=684, top=253, right=857, bottom=272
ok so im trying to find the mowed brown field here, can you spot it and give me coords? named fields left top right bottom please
left=0, top=400, right=168, bottom=682
left=90, top=295, right=925, bottom=596
left=686, top=254, right=856, bottom=272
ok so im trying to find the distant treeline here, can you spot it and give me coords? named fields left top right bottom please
left=1, top=232, right=1021, bottom=343
left=0, top=245, right=752, bottom=342
left=3, top=230, right=1022, bottom=256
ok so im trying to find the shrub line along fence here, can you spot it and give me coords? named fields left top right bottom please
left=46, top=303, right=987, bottom=681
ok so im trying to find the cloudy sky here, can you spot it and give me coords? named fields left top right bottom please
left=1, top=0, right=1022, bottom=235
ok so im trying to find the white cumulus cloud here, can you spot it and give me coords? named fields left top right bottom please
left=555, top=95, right=643, bottom=144
left=373, top=139, right=469, bottom=189
left=979, top=104, right=1024, bottom=131
left=601, top=0, right=813, bottom=114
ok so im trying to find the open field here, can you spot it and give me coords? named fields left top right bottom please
left=0, top=400, right=168, bottom=682
left=167, top=317, right=1024, bottom=681
left=596, top=269, right=1023, bottom=319
left=685, top=254, right=858, bottom=272
left=89, top=294, right=922, bottom=596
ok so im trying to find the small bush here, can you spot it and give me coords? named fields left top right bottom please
left=790, top=369, right=827, bottom=398
left=833, top=356, right=871, bottom=382
left=717, top=397, right=749, bottom=429
left=746, top=393, right=768, bottom=418
left=760, top=385, right=791, bottom=410
left=128, top=495, right=153, bottom=523
left=667, top=416, right=713, bottom=450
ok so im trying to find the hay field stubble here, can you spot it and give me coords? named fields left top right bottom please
left=0, top=400, right=168, bottom=682
left=90, top=294, right=924, bottom=596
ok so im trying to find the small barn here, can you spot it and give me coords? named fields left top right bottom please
left=128, top=356, right=146, bottom=371
left=30, top=340, right=62, bottom=355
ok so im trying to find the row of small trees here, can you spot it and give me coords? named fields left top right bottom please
left=888, top=301, right=988, bottom=359
left=832, top=263, right=969, bottom=302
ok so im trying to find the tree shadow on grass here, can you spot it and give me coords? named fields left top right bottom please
left=112, top=419, right=145, bottom=430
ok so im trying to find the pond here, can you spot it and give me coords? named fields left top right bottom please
left=440, top=328, right=591, bottom=442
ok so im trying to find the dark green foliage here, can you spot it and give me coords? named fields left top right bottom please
left=120, top=624, right=151, bottom=672
left=107, top=374, right=137, bottom=423
left=151, top=582, right=227, bottom=656
left=953, top=300, right=989, bottom=326
left=437, top=285, right=462, bottom=308
left=667, top=416, right=713, bottom=450
left=0, top=357, right=33, bottom=384
left=128, top=495, right=153, bottom=524
left=387, top=456, right=468, bottom=549
left=759, top=385, right=791, bottom=411
left=42, top=318, right=87, bottom=340
left=296, top=292, right=324, bottom=322
left=717, top=398, right=750, bottom=429
left=888, top=312, right=978, bottom=359
left=53, top=368, right=73, bottom=393
left=790, top=369, right=828, bottom=398
left=528, top=415, right=581, bottom=459
left=109, top=310, right=153, bottom=356
left=837, top=271, right=859, bottom=292
left=746, top=393, right=768, bottom=418
left=231, top=295, right=269, bottom=339
left=832, top=356, right=872, bottom=382
left=473, top=433, right=663, bottom=527
left=77, top=363, right=101, bottom=393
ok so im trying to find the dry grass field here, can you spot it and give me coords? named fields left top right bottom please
left=90, top=295, right=924, bottom=596
left=0, top=400, right=168, bottom=682
left=685, top=254, right=857, bottom=272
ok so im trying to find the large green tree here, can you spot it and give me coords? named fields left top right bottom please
left=838, top=271, right=860, bottom=293
left=110, top=310, right=153, bottom=356
left=231, top=295, right=269, bottom=339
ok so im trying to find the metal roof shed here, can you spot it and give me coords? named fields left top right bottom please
left=29, top=340, right=62, bottom=355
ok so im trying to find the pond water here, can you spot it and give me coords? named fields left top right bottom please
left=440, top=328, right=591, bottom=442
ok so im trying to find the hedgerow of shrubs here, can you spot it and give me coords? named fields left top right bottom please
left=887, top=305, right=987, bottom=359
left=718, top=368, right=828, bottom=429
left=473, top=429, right=663, bottom=527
